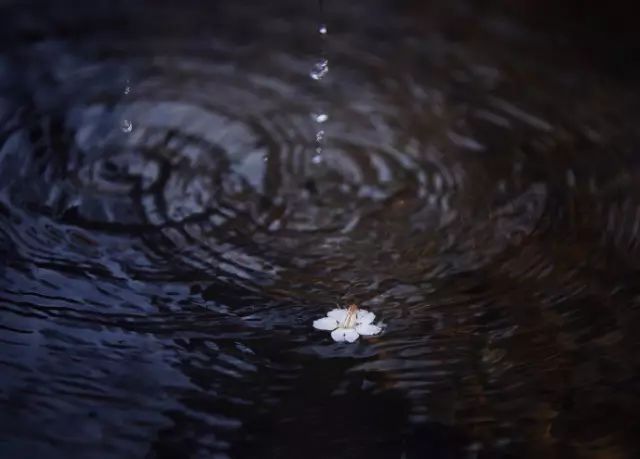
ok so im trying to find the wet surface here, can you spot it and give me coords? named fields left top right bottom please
left=1, top=1, right=640, bottom=458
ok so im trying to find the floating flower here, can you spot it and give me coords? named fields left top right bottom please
left=313, top=304, right=382, bottom=342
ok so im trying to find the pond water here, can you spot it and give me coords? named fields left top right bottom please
left=1, top=1, right=639, bottom=458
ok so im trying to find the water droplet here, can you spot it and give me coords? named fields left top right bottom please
left=311, top=154, right=323, bottom=164
left=310, top=59, right=329, bottom=81
left=124, top=86, right=131, bottom=95
left=315, top=130, right=325, bottom=142
left=313, top=113, right=329, bottom=123
left=121, top=119, right=133, bottom=133
left=319, top=24, right=327, bottom=35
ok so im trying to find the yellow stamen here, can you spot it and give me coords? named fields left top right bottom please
left=341, top=304, right=359, bottom=328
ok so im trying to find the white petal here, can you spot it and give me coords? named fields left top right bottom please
left=327, top=308, right=348, bottom=322
left=331, top=328, right=360, bottom=343
left=356, top=310, right=375, bottom=325
left=313, top=317, right=338, bottom=331
left=355, top=323, right=381, bottom=336
left=343, top=329, right=360, bottom=342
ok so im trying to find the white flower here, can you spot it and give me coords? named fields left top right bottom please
left=312, top=304, right=382, bottom=342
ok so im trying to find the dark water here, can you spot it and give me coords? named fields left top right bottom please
left=1, top=1, right=640, bottom=458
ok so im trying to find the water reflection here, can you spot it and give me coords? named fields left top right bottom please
left=1, top=0, right=640, bottom=458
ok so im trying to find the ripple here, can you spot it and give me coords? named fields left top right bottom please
left=2, top=1, right=640, bottom=457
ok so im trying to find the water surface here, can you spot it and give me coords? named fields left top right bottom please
left=1, top=1, right=640, bottom=458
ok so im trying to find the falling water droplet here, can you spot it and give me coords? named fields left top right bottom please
left=121, top=119, right=133, bottom=133
left=310, top=59, right=329, bottom=81
left=310, top=6, right=329, bottom=166
left=121, top=79, right=133, bottom=133
left=313, top=113, right=329, bottom=123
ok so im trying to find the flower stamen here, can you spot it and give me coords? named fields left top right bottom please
left=341, top=304, right=359, bottom=328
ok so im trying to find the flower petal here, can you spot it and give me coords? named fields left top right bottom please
left=356, top=310, right=375, bottom=325
left=327, top=308, right=348, bottom=323
left=313, top=317, right=338, bottom=331
left=343, top=329, right=360, bottom=343
left=331, top=328, right=360, bottom=343
left=355, top=323, right=381, bottom=336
